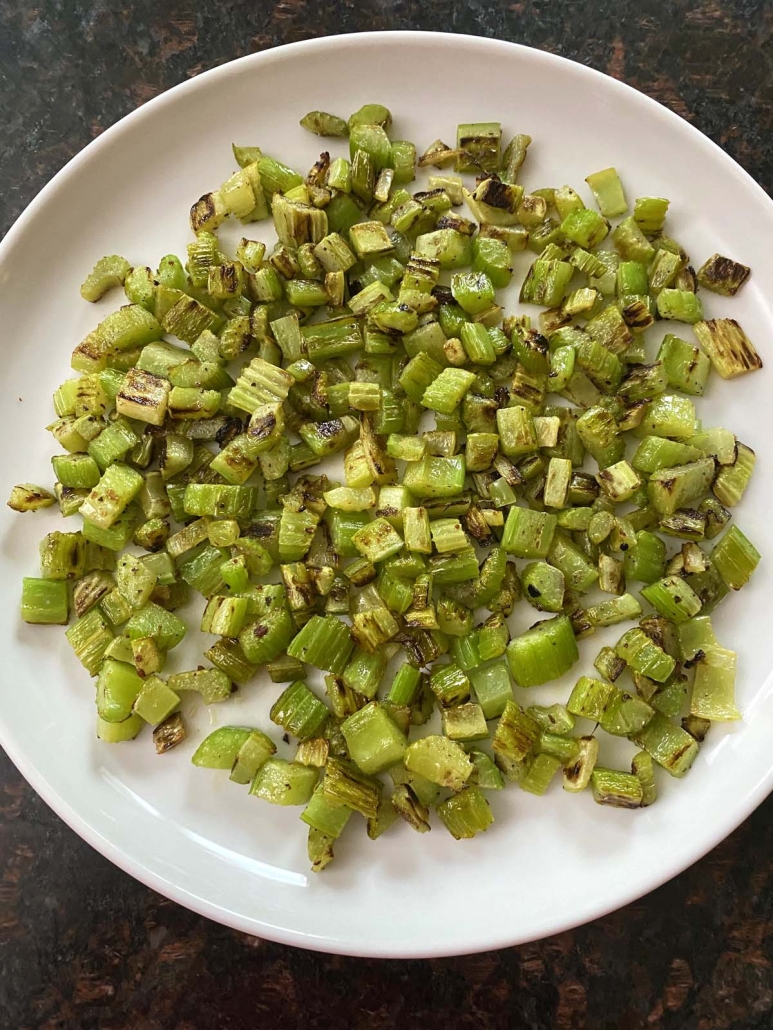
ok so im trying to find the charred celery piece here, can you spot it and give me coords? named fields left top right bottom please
left=96, top=712, right=143, bottom=743
left=638, top=394, right=698, bottom=440
left=631, top=712, right=698, bottom=777
left=322, top=757, right=380, bottom=819
left=79, top=502, right=136, bottom=551
left=692, top=317, right=766, bottom=379
left=455, top=121, right=501, bottom=173
left=648, top=249, right=681, bottom=293
left=205, top=639, right=256, bottom=684
left=73, top=571, right=113, bottom=618
left=116, top=553, right=157, bottom=609
left=613, top=217, right=655, bottom=263
left=266, top=654, right=306, bottom=684
left=615, top=627, right=675, bottom=683
left=80, top=463, right=143, bottom=530
left=659, top=509, right=706, bottom=541
left=92, top=305, right=162, bottom=364
left=468, top=750, right=505, bottom=791
left=506, top=615, right=578, bottom=687
left=305, top=827, right=336, bottom=872
left=597, top=461, right=641, bottom=504
left=467, top=178, right=522, bottom=226
left=399, top=352, right=443, bottom=404
left=631, top=751, right=657, bottom=806
left=51, top=453, right=100, bottom=489
left=80, top=255, right=131, bottom=302
left=430, top=518, right=469, bottom=554
left=287, top=615, right=353, bottom=674
left=441, top=702, right=488, bottom=742
left=591, top=768, right=642, bottom=808
left=657, top=334, right=711, bottom=396
left=472, top=236, right=513, bottom=288
left=342, top=646, right=386, bottom=698
left=711, top=525, right=760, bottom=590
left=429, top=662, right=471, bottom=707
left=520, top=259, right=573, bottom=307
left=648, top=459, right=715, bottom=516
left=228, top=357, right=294, bottom=415
left=162, top=296, right=223, bottom=344
left=633, top=196, right=669, bottom=232
left=575, top=337, right=624, bottom=395
left=656, top=289, right=703, bottom=324
left=492, top=700, right=540, bottom=777
left=678, top=614, right=717, bottom=662
left=521, top=561, right=565, bottom=612
left=387, top=665, right=422, bottom=708
left=270, top=681, right=329, bottom=740
left=586, top=304, right=632, bottom=356
left=437, top=786, right=493, bottom=839
left=713, top=443, right=755, bottom=508
left=527, top=704, right=575, bottom=736
left=501, top=506, right=556, bottom=559
left=239, top=605, right=294, bottom=664
left=499, top=132, right=531, bottom=183
left=576, top=406, right=619, bottom=466
left=497, top=406, right=538, bottom=458
left=178, top=545, right=228, bottom=596
left=183, top=484, right=256, bottom=519
left=200, top=595, right=248, bottom=636
left=300, top=110, right=349, bottom=137
left=537, top=733, right=579, bottom=766
left=560, top=208, right=609, bottom=249
left=599, top=689, right=654, bottom=736
left=696, top=254, right=750, bottom=296
left=405, top=735, right=472, bottom=791
left=389, top=782, right=430, bottom=833
left=563, top=736, right=599, bottom=792
left=352, top=518, right=403, bottom=563
left=8, top=484, right=56, bottom=512
left=641, top=575, right=702, bottom=623
left=567, top=676, right=616, bottom=721
left=301, top=786, right=352, bottom=852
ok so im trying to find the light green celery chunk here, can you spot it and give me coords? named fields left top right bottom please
left=691, top=646, right=740, bottom=720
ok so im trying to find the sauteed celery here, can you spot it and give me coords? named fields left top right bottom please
left=10, top=104, right=761, bottom=871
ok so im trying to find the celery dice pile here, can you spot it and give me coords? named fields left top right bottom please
left=9, top=103, right=762, bottom=871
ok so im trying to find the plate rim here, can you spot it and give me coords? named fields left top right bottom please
left=2, top=29, right=773, bottom=958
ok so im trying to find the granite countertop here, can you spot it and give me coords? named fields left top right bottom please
left=2, top=3, right=772, bottom=1027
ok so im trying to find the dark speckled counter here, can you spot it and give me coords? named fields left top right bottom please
left=2, top=4, right=773, bottom=1027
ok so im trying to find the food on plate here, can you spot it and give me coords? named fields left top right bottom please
left=9, top=103, right=760, bottom=871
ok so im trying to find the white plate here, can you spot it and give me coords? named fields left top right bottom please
left=2, top=31, right=773, bottom=959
